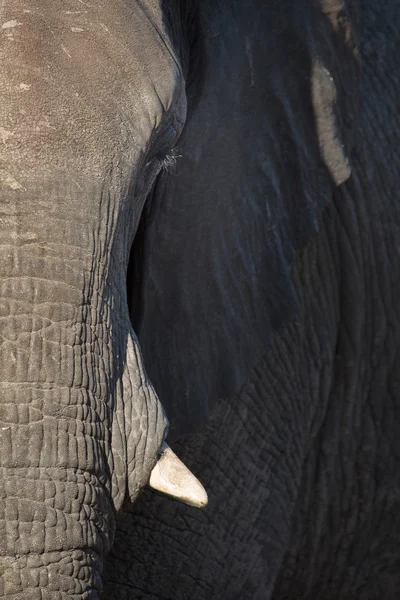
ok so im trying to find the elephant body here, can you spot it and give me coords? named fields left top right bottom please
left=0, top=0, right=399, bottom=598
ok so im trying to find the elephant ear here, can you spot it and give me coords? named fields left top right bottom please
left=130, top=0, right=360, bottom=438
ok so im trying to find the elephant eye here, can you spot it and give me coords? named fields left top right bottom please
left=145, top=124, right=179, bottom=169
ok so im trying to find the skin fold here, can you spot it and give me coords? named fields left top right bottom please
left=0, top=0, right=399, bottom=598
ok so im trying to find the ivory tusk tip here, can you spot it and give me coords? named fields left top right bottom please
left=148, top=442, right=208, bottom=508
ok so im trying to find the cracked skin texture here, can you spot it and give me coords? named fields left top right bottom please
left=0, top=0, right=400, bottom=598
left=0, top=0, right=181, bottom=596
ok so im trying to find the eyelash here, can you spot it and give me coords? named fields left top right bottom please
left=146, top=148, right=181, bottom=172
left=160, top=148, right=181, bottom=171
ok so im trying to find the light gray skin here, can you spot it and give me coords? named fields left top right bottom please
left=1, top=0, right=400, bottom=599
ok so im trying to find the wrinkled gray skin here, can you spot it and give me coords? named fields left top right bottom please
left=1, top=0, right=400, bottom=598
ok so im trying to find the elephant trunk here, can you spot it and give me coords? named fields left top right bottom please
left=0, top=381, right=115, bottom=597
left=0, top=517, right=106, bottom=598
left=0, top=220, right=125, bottom=596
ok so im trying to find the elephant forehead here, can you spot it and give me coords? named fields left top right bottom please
left=0, top=0, right=185, bottom=175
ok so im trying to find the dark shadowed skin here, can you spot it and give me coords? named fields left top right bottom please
left=107, top=1, right=400, bottom=599
left=0, top=0, right=400, bottom=599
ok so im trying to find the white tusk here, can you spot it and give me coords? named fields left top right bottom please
left=148, top=442, right=208, bottom=508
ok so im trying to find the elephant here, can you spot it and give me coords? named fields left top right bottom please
left=1, top=0, right=400, bottom=598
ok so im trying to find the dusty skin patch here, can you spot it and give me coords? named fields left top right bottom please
left=2, top=20, right=22, bottom=29
left=311, top=58, right=351, bottom=185
left=0, top=170, right=25, bottom=192
left=0, top=128, right=13, bottom=145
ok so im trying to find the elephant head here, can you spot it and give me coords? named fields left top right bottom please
left=0, top=1, right=207, bottom=596
left=0, top=0, right=360, bottom=597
